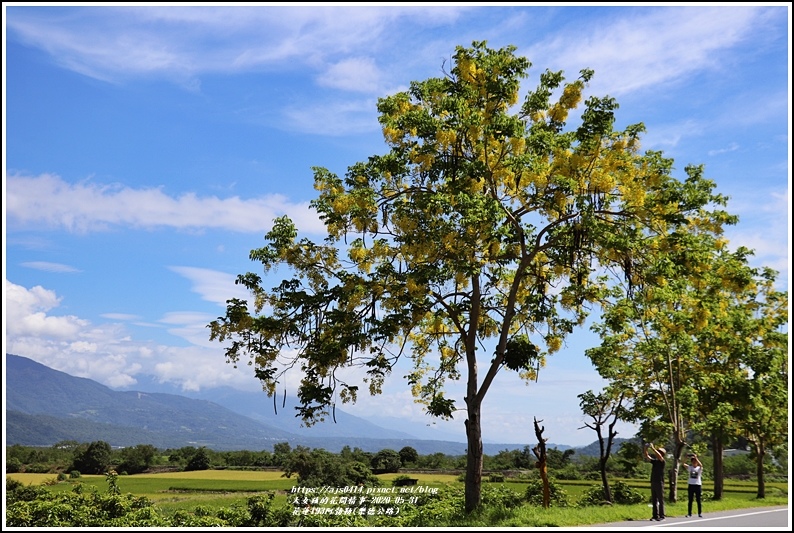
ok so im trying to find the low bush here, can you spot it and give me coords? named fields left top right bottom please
left=523, top=478, right=570, bottom=507
left=578, top=480, right=644, bottom=506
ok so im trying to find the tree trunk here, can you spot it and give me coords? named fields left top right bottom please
left=464, top=397, right=483, bottom=514
left=668, top=441, right=685, bottom=503
left=599, top=458, right=612, bottom=504
left=533, top=418, right=550, bottom=508
left=755, top=440, right=766, bottom=499
left=711, top=435, right=724, bottom=500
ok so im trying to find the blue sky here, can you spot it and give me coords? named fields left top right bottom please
left=3, top=4, right=790, bottom=447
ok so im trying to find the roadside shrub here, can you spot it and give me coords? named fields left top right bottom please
left=481, top=484, right=523, bottom=509
left=168, top=509, right=227, bottom=527
left=391, top=474, right=416, bottom=487
left=578, top=480, right=644, bottom=506
left=488, top=473, right=505, bottom=482
left=243, top=493, right=292, bottom=527
left=391, top=485, right=464, bottom=527
left=70, top=470, right=81, bottom=479
left=611, top=480, right=645, bottom=504
left=6, top=477, right=47, bottom=505
left=523, top=478, right=570, bottom=507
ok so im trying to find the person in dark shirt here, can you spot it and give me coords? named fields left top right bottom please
left=643, top=443, right=666, bottom=521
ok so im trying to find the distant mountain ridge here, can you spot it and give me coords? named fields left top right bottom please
left=5, top=354, right=616, bottom=455
left=4, top=354, right=473, bottom=453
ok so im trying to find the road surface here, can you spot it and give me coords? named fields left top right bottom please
left=586, top=505, right=790, bottom=529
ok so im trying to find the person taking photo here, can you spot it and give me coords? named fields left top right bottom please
left=643, top=442, right=666, bottom=521
left=684, top=453, right=704, bottom=517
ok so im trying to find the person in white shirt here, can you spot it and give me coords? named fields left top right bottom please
left=684, top=453, right=703, bottom=517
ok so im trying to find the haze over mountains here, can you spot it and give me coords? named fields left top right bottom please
left=5, top=354, right=602, bottom=455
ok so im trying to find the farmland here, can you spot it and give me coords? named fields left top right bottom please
left=7, top=469, right=787, bottom=527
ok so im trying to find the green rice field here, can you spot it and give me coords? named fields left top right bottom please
left=7, top=470, right=788, bottom=526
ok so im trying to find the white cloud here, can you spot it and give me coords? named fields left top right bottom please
left=4, top=280, right=87, bottom=339
left=640, top=119, right=703, bottom=151
left=318, top=57, right=383, bottom=93
left=5, top=173, right=326, bottom=235
left=20, top=261, right=82, bottom=273
left=723, top=188, right=790, bottom=288
left=281, top=98, right=380, bottom=136
left=3, top=280, right=256, bottom=393
left=101, top=313, right=141, bottom=321
left=6, top=5, right=468, bottom=85
left=527, top=6, right=774, bottom=97
left=168, top=266, right=252, bottom=307
left=708, top=143, right=740, bottom=157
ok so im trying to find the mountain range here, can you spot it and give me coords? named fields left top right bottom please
left=5, top=354, right=613, bottom=455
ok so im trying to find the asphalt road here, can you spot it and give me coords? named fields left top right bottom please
left=586, top=505, right=790, bottom=529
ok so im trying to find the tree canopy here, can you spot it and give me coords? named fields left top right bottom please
left=209, top=40, right=739, bottom=512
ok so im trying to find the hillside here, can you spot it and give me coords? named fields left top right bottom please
left=5, top=354, right=609, bottom=455
left=4, top=354, right=472, bottom=453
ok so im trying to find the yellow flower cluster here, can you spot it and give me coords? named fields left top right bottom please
left=558, top=83, right=583, bottom=109
left=436, top=129, right=457, bottom=150
left=547, top=336, right=562, bottom=353
left=617, top=182, right=646, bottom=207
left=383, top=126, right=402, bottom=144
left=349, top=246, right=367, bottom=263
left=411, top=150, right=435, bottom=171
left=406, top=277, right=424, bottom=296
left=331, top=194, right=353, bottom=214
left=458, top=57, right=481, bottom=84
left=548, top=104, right=568, bottom=123
left=509, top=136, right=525, bottom=153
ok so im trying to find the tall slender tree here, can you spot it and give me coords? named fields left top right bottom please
left=209, top=41, right=731, bottom=512
left=587, top=197, right=741, bottom=503
left=737, top=268, right=788, bottom=499
left=681, top=245, right=761, bottom=499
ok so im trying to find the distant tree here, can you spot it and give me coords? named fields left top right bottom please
left=614, top=441, right=644, bottom=478
left=272, top=442, right=292, bottom=467
left=117, top=444, right=158, bottom=474
left=415, top=452, right=452, bottom=470
left=223, top=450, right=256, bottom=467
left=518, top=445, right=534, bottom=469
left=340, top=445, right=372, bottom=465
left=578, top=388, right=625, bottom=503
left=545, top=447, right=576, bottom=470
left=253, top=450, right=274, bottom=467
left=283, top=447, right=379, bottom=487
left=371, top=449, right=402, bottom=473
left=71, top=440, right=112, bottom=475
left=487, top=448, right=533, bottom=470
left=52, top=440, right=81, bottom=452
left=6, top=457, right=23, bottom=473
left=167, top=446, right=197, bottom=466
left=185, top=447, right=212, bottom=471
left=399, top=446, right=419, bottom=466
